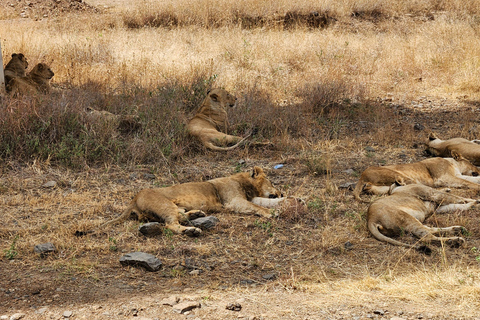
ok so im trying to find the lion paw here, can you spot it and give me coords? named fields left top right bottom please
left=183, top=227, right=202, bottom=237
left=186, top=210, right=206, bottom=220
left=451, top=226, right=465, bottom=235
left=446, top=237, right=465, bottom=248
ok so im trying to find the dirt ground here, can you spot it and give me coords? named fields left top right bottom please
left=2, top=96, right=480, bottom=319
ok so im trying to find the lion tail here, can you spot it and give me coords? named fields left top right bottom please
left=353, top=179, right=367, bottom=202
left=204, top=134, right=250, bottom=151
left=99, top=202, right=137, bottom=229
left=367, top=221, right=418, bottom=249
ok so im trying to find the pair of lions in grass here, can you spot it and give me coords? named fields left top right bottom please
left=3, top=53, right=54, bottom=95
left=356, top=136, right=480, bottom=250
left=101, top=166, right=292, bottom=236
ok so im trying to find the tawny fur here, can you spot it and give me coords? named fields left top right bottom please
left=101, top=167, right=288, bottom=236
left=7, top=62, right=54, bottom=96
left=353, top=153, right=480, bottom=201
left=426, top=132, right=480, bottom=166
left=367, top=183, right=477, bottom=249
left=3, top=53, right=28, bottom=86
left=187, top=88, right=249, bottom=151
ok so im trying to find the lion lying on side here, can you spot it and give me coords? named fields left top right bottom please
left=353, top=152, right=480, bottom=201
left=426, top=132, right=480, bottom=166
left=187, top=88, right=250, bottom=151
left=85, top=107, right=141, bottom=134
left=3, top=53, right=29, bottom=85
left=101, top=167, right=289, bottom=236
left=7, top=63, right=54, bottom=96
left=368, top=183, right=477, bottom=249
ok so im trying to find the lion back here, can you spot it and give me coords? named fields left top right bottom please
left=4, top=53, right=29, bottom=84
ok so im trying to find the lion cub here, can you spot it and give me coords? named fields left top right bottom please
left=3, top=53, right=29, bottom=86
left=102, top=167, right=289, bottom=236
left=367, top=183, right=477, bottom=250
left=426, top=132, right=480, bottom=166
left=7, top=62, right=54, bottom=96
left=187, top=88, right=250, bottom=151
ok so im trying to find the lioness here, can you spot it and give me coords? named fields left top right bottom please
left=85, top=107, right=141, bottom=134
left=353, top=152, right=480, bottom=201
left=368, top=183, right=477, bottom=249
left=3, top=53, right=28, bottom=85
left=101, top=167, right=288, bottom=236
left=7, top=62, right=54, bottom=95
left=187, top=88, right=250, bottom=151
left=426, top=132, right=480, bottom=166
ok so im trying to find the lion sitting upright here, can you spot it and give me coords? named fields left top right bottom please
left=7, top=62, right=54, bottom=96
left=187, top=88, right=250, bottom=151
left=3, top=53, right=29, bottom=86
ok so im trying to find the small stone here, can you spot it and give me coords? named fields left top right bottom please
left=34, top=243, right=56, bottom=255
left=42, top=181, right=57, bottom=188
left=374, top=310, right=385, bottom=315
left=189, top=269, right=202, bottom=276
left=390, top=317, right=407, bottom=320
left=119, top=252, right=162, bottom=272
left=413, top=123, right=424, bottom=131
left=262, top=273, right=276, bottom=280
left=365, top=146, right=375, bottom=152
left=63, top=311, right=73, bottom=318
left=226, top=302, right=242, bottom=311
left=10, top=314, right=25, bottom=320
left=343, top=169, right=355, bottom=175
left=138, top=222, right=163, bottom=237
left=161, top=295, right=180, bottom=306
left=172, top=301, right=200, bottom=314
left=1, top=316, right=8, bottom=320
left=344, top=241, right=353, bottom=250
left=35, top=307, right=48, bottom=314
left=190, top=216, right=219, bottom=229
left=143, top=173, right=156, bottom=180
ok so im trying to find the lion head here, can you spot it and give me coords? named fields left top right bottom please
left=4, top=53, right=29, bottom=83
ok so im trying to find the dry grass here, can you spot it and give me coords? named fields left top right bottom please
left=2, top=0, right=480, bottom=317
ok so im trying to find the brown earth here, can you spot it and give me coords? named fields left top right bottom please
left=2, top=97, right=480, bottom=319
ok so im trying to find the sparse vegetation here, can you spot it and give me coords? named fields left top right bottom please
left=2, top=0, right=480, bottom=318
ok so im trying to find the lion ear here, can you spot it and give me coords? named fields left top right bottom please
left=428, top=132, right=438, bottom=141
left=210, top=93, right=219, bottom=102
left=38, top=64, right=44, bottom=71
left=251, top=166, right=264, bottom=178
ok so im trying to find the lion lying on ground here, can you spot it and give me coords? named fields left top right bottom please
left=368, top=183, right=477, bottom=250
left=85, top=107, right=141, bottom=134
left=7, top=63, right=54, bottom=95
left=426, top=132, right=480, bottom=166
left=3, top=53, right=28, bottom=85
left=101, top=167, right=290, bottom=236
left=353, top=152, right=480, bottom=201
left=187, top=88, right=251, bottom=151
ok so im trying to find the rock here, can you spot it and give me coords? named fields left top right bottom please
left=42, top=181, right=57, bottom=188
left=344, top=241, right=353, bottom=250
left=365, top=146, right=375, bottom=152
left=63, top=311, right=73, bottom=318
left=172, top=301, right=200, bottom=314
left=343, top=169, right=355, bottom=175
left=226, top=302, right=242, bottom=311
left=34, top=243, right=56, bottom=256
left=390, top=317, right=407, bottom=320
left=119, top=252, right=162, bottom=272
left=413, top=123, right=424, bottom=131
left=35, top=307, right=48, bottom=314
left=262, top=273, right=276, bottom=280
left=143, top=173, right=156, bottom=180
left=374, top=310, right=385, bottom=315
left=189, top=269, right=202, bottom=275
left=190, top=216, right=219, bottom=230
left=161, top=295, right=180, bottom=306
left=339, top=182, right=356, bottom=190
left=9, top=314, right=25, bottom=320
left=138, top=222, right=163, bottom=237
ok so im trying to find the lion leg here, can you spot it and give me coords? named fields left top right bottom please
left=435, top=176, right=480, bottom=190
left=184, top=209, right=206, bottom=220
left=409, top=223, right=465, bottom=247
left=225, top=197, right=275, bottom=218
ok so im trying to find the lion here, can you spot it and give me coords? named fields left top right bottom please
left=187, top=88, right=250, bottom=151
left=6, top=62, right=54, bottom=96
left=101, top=166, right=289, bottom=236
left=3, top=53, right=28, bottom=85
left=353, top=152, right=480, bottom=201
left=426, top=132, right=480, bottom=166
left=367, top=183, right=477, bottom=250
left=85, top=107, right=141, bottom=134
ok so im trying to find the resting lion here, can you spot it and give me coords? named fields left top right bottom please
left=368, top=183, right=477, bottom=249
left=3, top=53, right=28, bottom=85
left=353, top=152, right=480, bottom=201
left=426, top=132, right=480, bottom=166
left=85, top=107, right=141, bottom=134
left=7, top=62, right=54, bottom=95
left=101, top=166, right=289, bottom=236
left=187, top=88, right=250, bottom=151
